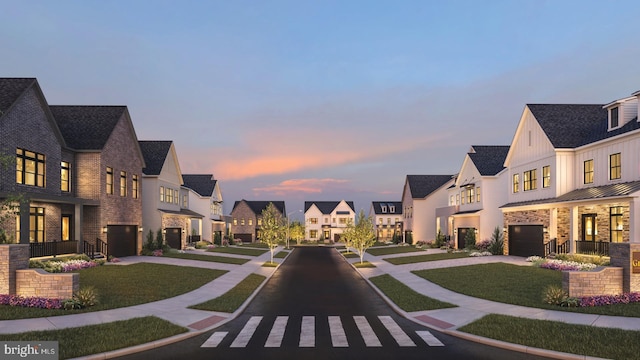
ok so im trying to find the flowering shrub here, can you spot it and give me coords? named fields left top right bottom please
left=152, top=249, right=163, bottom=256
left=233, top=239, right=243, bottom=245
left=469, top=251, right=492, bottom=257
left=109, top=257, right=121, bottom=263
left=475, top=239, right=492, bottom=252
left=30, top=259, right=99, bottom=273
left=527, top=256, right=596, bottom=271
left=207, top=244, right=216, bottom=250
left=414, top=240, right=431, bottom=249
left=0, top=294, right=63, bottom=309
left=579, top=293, right=640, bottom=307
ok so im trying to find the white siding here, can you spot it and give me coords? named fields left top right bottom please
left=575, top=130, right=640, bottom=187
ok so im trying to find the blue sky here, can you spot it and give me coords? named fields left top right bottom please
left=3, top=1, right=640, bottom=219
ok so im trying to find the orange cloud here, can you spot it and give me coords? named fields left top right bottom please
left=252, top=178, right=349, bottom=196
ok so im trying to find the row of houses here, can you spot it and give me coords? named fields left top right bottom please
left=397, top=90, right=640, bottom=257
left=0, top=78, right=224, bottom=258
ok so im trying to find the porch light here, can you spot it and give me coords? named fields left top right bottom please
left=139, top=227, right=144, bottom=232
left=102, top=226, right=108, bottom=233
left=162, top=229, right=166, bottom=234
left=503, top=227, right=507, bottom=233
left=543, top=227, right=549, bottom=233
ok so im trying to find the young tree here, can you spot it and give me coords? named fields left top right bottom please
left=289, top=220, right=305, bottom=246
left=260, top=202, right=286, bottom=263
left=341, top=219, right=356, bottom=252
left=351, top=210, right=376, bottom=264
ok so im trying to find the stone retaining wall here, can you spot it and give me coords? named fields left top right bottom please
left=15, top=269, right=79, bottom=299
left=0, top=244, right=30, bottom=294
left=562, top=267, right=623, bottom=297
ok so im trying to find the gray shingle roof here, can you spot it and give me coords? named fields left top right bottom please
left=371, top=201, right=402, bottom=215
left=182, top=174, right=217, bottom=197
left=0, top=78, right=36, bottom=115
left=304, top=201, right=355, bottom=214
left=50, top=105, right=127, bottom=150
left=501, top=180, right=640, bottom=208
left=468, top=145, right=509, bottom=176
left=406, top=175, right=453, bottom=199
left=527, top=104, right=606, bottom=148
left=232, top=200, right=286, bottom=216
left=138, top=141, right=172, bottom=176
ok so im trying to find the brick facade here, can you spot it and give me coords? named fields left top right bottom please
left=0, top=244, right=29, bottom=294
left=610, top=243, right=640, bottom=293
left=231, top=201, right=258, bottom=242
left=562, top=267, right=623, bottom=297
left=16, top=269, right=78, bottom=299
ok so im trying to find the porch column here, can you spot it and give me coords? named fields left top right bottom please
left=569, top=205, right=579, bottom=253
left=19, top=200, right=29, bottom=244
left=75, top=204, right=83, bottom=252
left=630, top=199, right=640, bottom=243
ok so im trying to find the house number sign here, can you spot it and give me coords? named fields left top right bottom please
left=633, top=252, right=640, bottom=274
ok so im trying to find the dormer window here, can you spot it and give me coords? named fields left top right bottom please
left=381, top=205, right=387, bottom=213
left=610, top=107, right=619, bottom=128
left=389, top=205, right=395, bottom=213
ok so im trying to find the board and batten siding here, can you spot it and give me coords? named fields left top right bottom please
left=575, top=129, right=640, bottom=187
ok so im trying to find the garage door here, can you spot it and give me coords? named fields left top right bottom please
left=508, top=225, right=544, bottom=257
left=165, top=228, right=182, bottom=249
left=107, top=225, right=138, bottom=257
left=234, top=233, right=253, bottom=243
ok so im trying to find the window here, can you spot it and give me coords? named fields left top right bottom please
left=610, top=206, right=623, bottom=243
left=389, top=205, right=395, bottom=212
left=339, top=217, right=347, bottom=224
left=513, top=174, right=519, bottom=193
left=240, top=219, right=245, bottom=226
left=310, top=218, right=318, bottom=224
left=120, top=171, right=127, bottom=197
left=324, top=217, right=329, bottom=224
left=61, top=161, right=70, bottom=192
left=248, top=219, right=253, bottom=226
left=378, top=218, right=383, bottom=225
left=323, top=230, right=330, bottom=239
left=387, top=218, right=391, bottom=224
left=584, top=160, right=594, bottom=184
left=182, top=195, right=188, bottom=208
left=455, top=194, right=460, bottom=205
left=174, top=189, right=179, bottom=204
left=16, top=148, right=45, bottom=187
left=310, top=230, right=318, bottom=239
left=381, top=205, right=387, bottom=213
left=542, top=166, right=550, bottom=188
left=160, top=186, right=165, bottom=202
left=524, top=169, right=537, bottom=191
left=610, top=153, right=621, bottom=180
left=29, top=207, right=45, bottom=243
left=449, top=195, right=454, bottom=206
left=257, top=218, right=262, bottom=226
left=165, top=187, right=173, bottom=203
left=106, top=167, right=114, bottom=194
left=132, top=175, right=139, bottom=199
left=233, top=218, right=237, bottom=226
left=610, top=107, right=619, bottom=128
left=461, top=191, right=465, bottom=205
left=465, top=187, right=474, bottom=204
left=476, top=187, right=481, bottom=202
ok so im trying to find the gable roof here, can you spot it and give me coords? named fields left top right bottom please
left=304, top=201, right=355, bottom=214
left=468, top=145, right=509, bottom=176
left=139, top=141, right=172, bottom=176
left=527, top=104, right=606, bottom=148
left=0, top=78, right=36, bottom=115
left=405, top=175, right=453, bottom=199
left=50, top=105, right=128, bottom=150
left=371, top=201, right=402, bottom=215
left=232, top=200, right=286, bottom=215
left=182, top=174, right=217, bottom=197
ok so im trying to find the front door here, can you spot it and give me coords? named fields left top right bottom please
left=61, top=215, right=72, bottom=241
left=582, top=214, right=597, bottom=241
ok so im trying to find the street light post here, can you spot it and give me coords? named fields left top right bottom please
left=286, top=210, right=302, bottom=249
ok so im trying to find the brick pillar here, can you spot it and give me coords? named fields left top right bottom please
left=610, top=243, right=640, bottom=293
left=0, top=244, right=30, bottom=295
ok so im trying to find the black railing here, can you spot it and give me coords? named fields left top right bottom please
left=575, top=240, right=609, bottom=256
left=30, top=240, right=79, bottom=258
left=83, top=240, right=95, bottom=259
left=96, top=238, right=108, bottom=259
left=557, top=240, right=569, bottom=254
left=544, top=238, right=556, bottom=257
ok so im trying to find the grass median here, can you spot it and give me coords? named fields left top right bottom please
left=190, top=273, right=266, bottom=313
left=367, top=246, right=424, bottom=256
left=0, top=316, right=187, bottom=359
left=459, top=314, right=640, bottom=359
left=384, top=252, right=469, bottom=265
left=369, top=274, right=456, bottom=312
left=207, top=247, right=269, bottom=256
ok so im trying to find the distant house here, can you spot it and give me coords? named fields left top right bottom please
left=0, top=77, right=145, bottom=258
left=139, top=140, right=204, bottom=249
left=368, top=201, right=403, bottom=242
left=501, top=95, right=640, bottom=257
left=304, top=200, right=355, bottom=242
left=439, top=145, right=509, bottom=249
left=401, top=175, right=454, bottom=244
left=182, top=174, right=225, bottom=243
left=230, top=200, right=286, bottom=243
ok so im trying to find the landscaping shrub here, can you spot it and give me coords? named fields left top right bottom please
left=74, top=286, right=99, bottom=307
left=464, top=229, right=476, bottom=249
left=195, top=241, right=210, bottom=249
left=434, top=230, right=446, bottom=248
left=0, top=294, right=63, bottom=309
left=475, top=239, right=491, bottom=251
left=487, top=226, right=504, bottom=255
left=543, top=285, right=569, bottom=306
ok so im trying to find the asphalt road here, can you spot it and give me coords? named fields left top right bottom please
left=116, top=246, right=549, bottom=360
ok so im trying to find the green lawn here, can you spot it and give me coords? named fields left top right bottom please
left=459, top=314, right=640, bottom=360
left=0, top=263, right=227, bottom=320
left=163, top=251, right=249, bottom=264
left=384, top=252, right=469, bottom=265
left=274, top=250, right=289, bottom=259
left=413, top=263, right=640, bottom=317
left=341, top=250, right=359, bottom=258
left=207, top=246, right=268, bottom=256
left=353, top=261, right=376, bottom=268
left=369, top=274, right=456, bottom=312
left=190, top=273, right=266, bottom=313
left=0, top=316, right=187, bottom=359
left=367, top=246, right=424, bottom=256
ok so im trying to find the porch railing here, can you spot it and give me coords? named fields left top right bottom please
left=83, top=241, right=95, bottom=259
left=544, top=238, right=570, bottom=257
left=575, top=240, right=609, bottom=256
left=96, top=238, right=108, bottom=259
left=29, top=240, right=79, bottom=258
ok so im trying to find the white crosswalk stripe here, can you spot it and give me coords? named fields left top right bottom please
left=201, top=315, right=444, bottom=349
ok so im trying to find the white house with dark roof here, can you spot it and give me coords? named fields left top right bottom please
left=181, top=174, right=225, bottom=243
left=304, top=200, right=355, bottom=242
left=139, top=140, right=204, bottom=249
left=441, top=145, right=509, bottom=248
left=368, top=201, right=403, bottom=242
left=401, top=175, right=454, bottom=244
left=501, top=93, right=640, bottom=257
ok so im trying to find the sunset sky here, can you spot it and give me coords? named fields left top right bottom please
left=3, top=1, right=640, bottom=219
